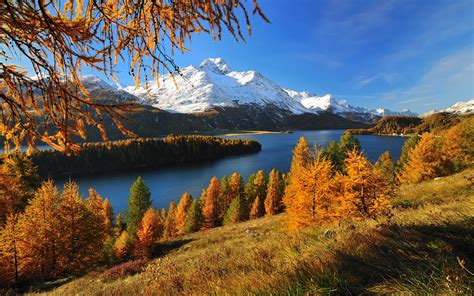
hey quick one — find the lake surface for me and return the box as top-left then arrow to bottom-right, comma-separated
57,130 -> 407,213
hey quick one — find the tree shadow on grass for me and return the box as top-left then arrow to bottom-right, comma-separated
293,217 -> 474,294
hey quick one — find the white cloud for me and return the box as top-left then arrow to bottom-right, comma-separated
380,47 -> 474,112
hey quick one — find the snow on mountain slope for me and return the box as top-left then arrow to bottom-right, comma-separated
284,89 -> 416,116
123,57 -> 415,117
124,58 -> 308,114
421,99 -> 474,117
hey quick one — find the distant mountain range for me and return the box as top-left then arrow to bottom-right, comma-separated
122,57 -> 417,119
30,59 -> 473,138
421,99 -> 474,117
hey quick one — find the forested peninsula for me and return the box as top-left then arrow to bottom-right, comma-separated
28,136 -> 261,178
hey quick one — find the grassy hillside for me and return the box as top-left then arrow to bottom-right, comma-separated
351,113 -> 470,135
33,169 -> 473,295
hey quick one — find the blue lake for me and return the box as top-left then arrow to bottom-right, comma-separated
57,130 -> 407,213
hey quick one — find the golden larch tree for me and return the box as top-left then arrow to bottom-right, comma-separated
338,149 -> 392,220
163,201 -> 177,239
203,177 -> 220,229
397,133 -> 444,184
175,192 -> 193,236
264,169 -> 285,216
250,196 -> 263,219
135,208 -> 163,258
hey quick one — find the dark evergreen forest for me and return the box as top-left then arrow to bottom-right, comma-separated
30,136 -> 261,178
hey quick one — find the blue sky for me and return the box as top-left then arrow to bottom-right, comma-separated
14,0 -> 474,113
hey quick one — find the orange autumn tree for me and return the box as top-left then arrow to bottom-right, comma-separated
0,214 -> 20,286
264,169 -> 285,216
163,201 -> 177,239
175,192 -> 193,236
203,177 -> 220,229
397,133 -> 444,184
135,208 -> 163,258
249,196 -> 263,219
56,182 -> 104,273
284,148 -> 334,230
337,150 -> 392,220
1,0 -> 268,152
13,180 -> 60,281
374,151 -> 395,187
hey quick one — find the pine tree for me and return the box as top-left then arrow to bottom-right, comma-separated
217,176 -> 231,224
374,151 -> 395,187
396,133 -> 420,172
250,196 -> 262,219
253,170 -> 267,215
103,198 -> 114,235
397,133 -> 444,184
135,208 -> 162,258
163,201 -> 177,239
324,131 -> 361,172
264,169 -> 285,216
224,197 -> 244,225
185,199 -> 203,234
114,213 -> 125,238
203,177 -> 220,229
126,177 -> 152,237
175,192 -> 193,235
441,123 -> 468,173
114,230 -> 130,260
243,173 -> 256,219
85,188 -> 108,242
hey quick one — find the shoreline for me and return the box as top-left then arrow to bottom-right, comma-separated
217,130 -> 290,137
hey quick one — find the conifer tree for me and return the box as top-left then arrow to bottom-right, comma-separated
324,131 -> 361,172
284,152 -> 333,230
203,177 -> 220,229
135,208 -> 162,258
339,149 -> 392,220
185,199 -> 203,234
253,170 -> 267,215
0,214 -> 20,286
57,182 -> 103,273
160,208 -> 168,224
396,133 -> 420,172
126,177 -> 152,237
217,176 -> 231,224
264,169 -> 285,216
85,188 -> 108,242
224,197 -> 244,225
397,133 -> 443,184
374,151 -> 395,187
114,230 -> 130,260
114,214 -> 125,238
164,201 -> 177,239
14,180 -> 60,280
250,196 -> 263,219
243,173 -> 257,219
441,123 -> 469,173
103,199 -> 114,235
175,193 -> 193,235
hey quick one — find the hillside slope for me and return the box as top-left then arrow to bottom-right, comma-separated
35,169 -> 474,295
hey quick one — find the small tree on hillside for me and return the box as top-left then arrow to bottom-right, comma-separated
175,193 -> 193,235
224,196 -> 244,225
264,169 -> 285,216
126,177 -> 152,237
203,177 -> 220,229
250,196 -> 263,219
397,133 -> 443,184
135,208 -> 162,258
185,199 -> 203,234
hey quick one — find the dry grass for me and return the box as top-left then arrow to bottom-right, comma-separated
31,169 -> 474,295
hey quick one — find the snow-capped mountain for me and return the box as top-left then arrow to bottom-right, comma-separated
124,58 -> 308,114
422,99 -> 474,117
124,58 -> 415,118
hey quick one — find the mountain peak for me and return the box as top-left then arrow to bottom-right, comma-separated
199,57 -> 232,73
